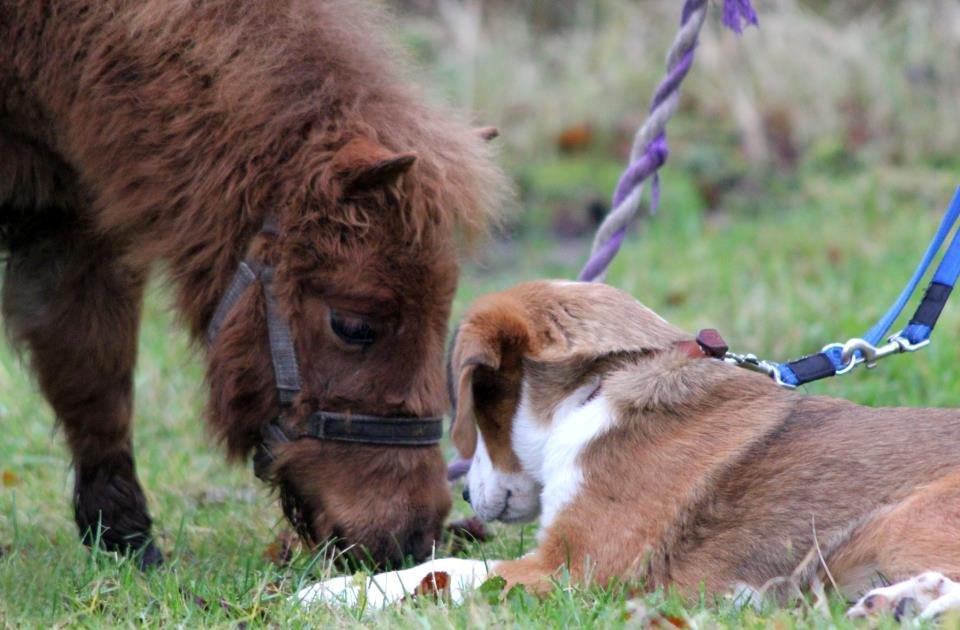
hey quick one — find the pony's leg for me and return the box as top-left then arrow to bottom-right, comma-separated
2,220 -> 161,568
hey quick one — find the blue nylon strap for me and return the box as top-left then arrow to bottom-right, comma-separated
902,281 -> 952,344
862,186 -> 960,346
774,187 -> 960,387
896,191 -> 960,345
901,323 -> 933,346
777,344 -> 847,387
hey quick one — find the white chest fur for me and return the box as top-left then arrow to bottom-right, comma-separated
512,379 -> 616,537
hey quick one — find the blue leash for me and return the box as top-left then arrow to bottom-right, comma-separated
723,187 -> 960,388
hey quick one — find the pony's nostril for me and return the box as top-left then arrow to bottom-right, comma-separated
462,487 -> 471,503
505,489 -> 512,500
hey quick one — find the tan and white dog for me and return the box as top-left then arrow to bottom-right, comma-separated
300,280 -> 960,619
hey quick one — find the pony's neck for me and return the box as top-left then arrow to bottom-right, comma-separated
157,212 -> 263,343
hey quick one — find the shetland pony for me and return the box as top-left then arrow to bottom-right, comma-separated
0,0 -> 506,567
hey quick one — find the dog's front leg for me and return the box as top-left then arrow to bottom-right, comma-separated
492,554 -> 562,596
297,557 -> 496,608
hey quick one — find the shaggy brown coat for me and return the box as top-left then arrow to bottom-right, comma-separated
0,0 -> 506,566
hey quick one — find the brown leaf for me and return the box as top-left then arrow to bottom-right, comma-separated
664,291 -> 688,307
401,571 -> 451,604
827,244 -> 844,266
2,470 -> 20,487
264,530 -> 302,567
556,123 -> 594,153
417,570 -> 450,596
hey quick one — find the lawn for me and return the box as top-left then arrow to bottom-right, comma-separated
2,161 -> 960,627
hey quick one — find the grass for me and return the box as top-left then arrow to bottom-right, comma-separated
3,162 -> 960,627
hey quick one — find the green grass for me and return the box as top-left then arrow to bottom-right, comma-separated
3,162 -> 960,627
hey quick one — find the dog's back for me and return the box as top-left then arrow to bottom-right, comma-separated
647,389 -> 960,594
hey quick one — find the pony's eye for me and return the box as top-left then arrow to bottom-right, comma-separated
329,309 -> 377,347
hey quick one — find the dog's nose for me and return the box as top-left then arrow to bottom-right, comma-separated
462,487 -> 471,503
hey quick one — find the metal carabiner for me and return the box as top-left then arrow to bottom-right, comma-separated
840,337 -> 880,369
839,332 -> 929,371
723,351 -> 796,388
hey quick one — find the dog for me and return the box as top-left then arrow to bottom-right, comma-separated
299,280 -> 960,618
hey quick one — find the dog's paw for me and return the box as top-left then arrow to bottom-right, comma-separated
847,571 -> 960,621
296,558 -> 493,609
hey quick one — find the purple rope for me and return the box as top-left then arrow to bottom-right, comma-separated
448,0 -> 758,483
577,0 -> 757,282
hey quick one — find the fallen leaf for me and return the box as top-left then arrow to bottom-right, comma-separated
827,244 -> 844,266
401,571 -> 451,604
264,530 -> 302,566
556,123 -> 594,153
416,571 -> 450,598
2,470 -> 19,487
664,291 -> 688,307
659,615 -> 688,628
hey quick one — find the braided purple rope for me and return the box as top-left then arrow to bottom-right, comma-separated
447,0 -> 758,483
578,0 -> 757,282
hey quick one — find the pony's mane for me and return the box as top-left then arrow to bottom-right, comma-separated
124,0 -> 507,243
42,0 -> 514,334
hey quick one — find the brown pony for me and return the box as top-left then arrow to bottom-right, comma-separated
0,0 -> 506,567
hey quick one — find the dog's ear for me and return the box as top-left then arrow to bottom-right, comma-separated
449,305 -> 531,459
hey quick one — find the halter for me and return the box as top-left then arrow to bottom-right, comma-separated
206,222 -> 444,480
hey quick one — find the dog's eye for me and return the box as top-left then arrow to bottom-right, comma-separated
329,309 -> 377,347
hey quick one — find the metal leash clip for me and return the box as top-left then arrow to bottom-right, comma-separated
722,350 -> 788,386
835,332 -> 930,373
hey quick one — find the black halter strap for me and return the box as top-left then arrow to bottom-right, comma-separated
205,224 -> 443,463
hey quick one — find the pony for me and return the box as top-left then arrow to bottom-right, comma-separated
0,0 -> 506,567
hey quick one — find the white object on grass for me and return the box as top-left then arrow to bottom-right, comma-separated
297,557 -> 496,609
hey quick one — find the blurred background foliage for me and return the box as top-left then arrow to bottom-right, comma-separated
387,0 -> 960,240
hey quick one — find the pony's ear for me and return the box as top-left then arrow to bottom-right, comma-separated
474,126 -> 499,142
449,304 -> 531,458
330,137 -> 417,195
